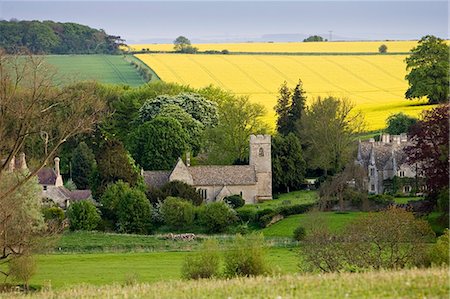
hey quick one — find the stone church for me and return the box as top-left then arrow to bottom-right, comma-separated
144,135 -> 272,204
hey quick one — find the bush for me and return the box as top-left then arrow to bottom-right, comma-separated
368,194 -> 394,205
236,208 -> 257,223
429,229 -> 449,266
42,206 -> 65,222
199,202 -> 238,233
181,239 -> 220,279
67,200 -> 101,231
116,188 -> 153,234
293,226 -> 306,241
224,233 -> 269,277
224,194 -> 245,209
161,181 -> 203,206
276,203 -> 314,217
8,255 -> 36,291
161,197 -> 195,229
146,186 -> 166,205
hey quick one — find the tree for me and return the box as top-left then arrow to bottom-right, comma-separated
116,187 -> 153,234
160,197 -> 195,229
173,36 -> 198,53
300,97 -> 364,175
303,35 -> 325,42
405,104 -> 449,194
198,202 -> 238,233
128,117 -> 188,170
385,113 -> 417,135
289,80 -> 307,133
378,44 -> 387,53
405,35 -> 449,104
160,180 -> 203,206
274,80 -> 307,136
274,82 -> 291,135
205,96 -> 269,164
72,142 -> 96,189
67,200 -> 101,231
272,133 -> 306,193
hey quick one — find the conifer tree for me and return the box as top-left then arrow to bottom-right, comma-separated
274,81 -> 292,135
288,79 -> 307,133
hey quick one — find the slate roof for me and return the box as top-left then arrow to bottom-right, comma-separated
189,165 -> 257,186
37,168 -> 57,185
67,189 -> 92,201
358,142 -> 408,170
143,170 -> 170,188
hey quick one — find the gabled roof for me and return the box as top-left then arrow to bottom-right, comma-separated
37,168 -> 57,185
358,142 -> 409,171
143,170 -> 170,189
189,165 -> 257,186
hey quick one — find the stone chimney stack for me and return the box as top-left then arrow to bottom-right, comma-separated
18,152 -> 27,170
54,157 -> 63,187
186,152 -> 191,167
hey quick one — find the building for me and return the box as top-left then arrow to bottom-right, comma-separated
355,133 -> 424,195
144,135 -> 272,204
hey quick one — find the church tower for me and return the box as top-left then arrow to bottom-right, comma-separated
249,135 -> 272,201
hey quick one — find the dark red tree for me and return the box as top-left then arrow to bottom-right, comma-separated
405,104 -> 449,194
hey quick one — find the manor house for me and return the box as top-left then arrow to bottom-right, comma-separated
144,135 -> 272,204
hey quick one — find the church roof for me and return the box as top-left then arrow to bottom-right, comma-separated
189,165 -> 256,186
143,170 -> 171,188
37,168 -> 57,185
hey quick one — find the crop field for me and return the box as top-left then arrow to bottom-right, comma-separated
130,40 -> 418,53
11,268 -> 448,298
44,55 -> 148,87
135,52 -> 432,130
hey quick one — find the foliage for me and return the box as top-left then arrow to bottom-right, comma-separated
405,35 -> 449,104
198,202 -> 238,233
405,104 -> 449,193
181,239 -> 221,279
224,234 -> 269,277
160,181 -> 203,206
274,80 -> 306,136
8,254 -> 37,291
173,36 -> 198,53
272,133 -> 306,193
127,117 -> 188,170
161,197 -> 195,229
303,35 -> 325,42
0,20 -> 123,54
146,187 -> 166,206
385,113 -> 417,135
301,207 -> 435,272
205,95 -> 269,164
67,201 -> 101,231
378,44 -> 387,53
429,229 -> 449,266
42,206 -> 65,223
72,142 -> 96,190
293,226 -> 306,241
115,187 -> 153,234
301,97 -> 364,175
224,195 -> 245,209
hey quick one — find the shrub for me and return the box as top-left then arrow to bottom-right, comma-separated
276,203 -> 314,217
199,202 -> 238,233
146,186 -> 166,205
161,181 -> 203,206
224,233 -> 269,277
368,194 -> 394,205
181,239 -> 220,279
8,255 -> 36,291
236,208 -> 257,223
67,200 -> 101,231
224,194 -> 245,209
116,188 -> 153,234
161,197 -> 195,229
100,180 -> 130,222
293,226 -> 306,241
42,206 -> 65,222
429,229 -> 449,266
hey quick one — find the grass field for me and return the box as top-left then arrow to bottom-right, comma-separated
130,40 -> 418,53
17,268 -> 449,298
135,52 -> 432,130
44,55 -> 148,86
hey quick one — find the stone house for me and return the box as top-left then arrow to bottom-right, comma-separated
144,135 -> 272,204
355,133 -> 425,195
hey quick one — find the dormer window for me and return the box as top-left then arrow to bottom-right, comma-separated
259,147 -> 264,157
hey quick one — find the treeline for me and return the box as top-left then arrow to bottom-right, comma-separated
0,20 -> 123,54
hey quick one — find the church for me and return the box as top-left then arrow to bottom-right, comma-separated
143,135 -> 272,204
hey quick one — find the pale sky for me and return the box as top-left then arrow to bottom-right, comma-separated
0,1 -> 448,43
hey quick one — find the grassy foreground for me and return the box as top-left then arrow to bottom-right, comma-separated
8,267 -> 448,298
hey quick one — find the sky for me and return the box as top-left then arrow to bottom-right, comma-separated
0,1 -> 448,43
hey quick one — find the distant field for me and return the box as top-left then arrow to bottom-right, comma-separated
44,55 -> 148,87
130,40 -> 418,53
136,52 -> 432,130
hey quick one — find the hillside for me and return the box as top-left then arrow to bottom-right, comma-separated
135,51 -> 432,130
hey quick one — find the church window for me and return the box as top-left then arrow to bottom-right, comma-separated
259,147 -> 264,157
240,191 -> 243,197
198,189 -> 207,200
399,170 -> 405,177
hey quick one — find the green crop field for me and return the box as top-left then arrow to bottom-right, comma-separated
43,55 -> 151,86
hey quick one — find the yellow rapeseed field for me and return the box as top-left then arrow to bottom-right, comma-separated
135,52 -> 432,130
131,40 -> 418,53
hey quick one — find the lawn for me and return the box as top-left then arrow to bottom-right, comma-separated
260,190 -> 318,208
44,55 -> 149,86
393,196 -> 424,204
261,212 -> 365,238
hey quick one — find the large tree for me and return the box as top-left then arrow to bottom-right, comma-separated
385,113 -> 417,135
405,104 -> 449,194
274,80 -> 307,136
301,97 -> 364,175
405,35 -> 449,104
71,142 -> 96,190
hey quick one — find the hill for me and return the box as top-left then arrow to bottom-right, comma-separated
135,51 -> 432,130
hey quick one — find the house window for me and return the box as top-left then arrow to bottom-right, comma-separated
240,191 -> 243,197
399,170 -> 405,177
198,189 -> 207,200
259,147 -> 264,157
371,184 -> 375,192
370,168 -> 375,176
43,185 -> 47,191
404,185 -> 411,193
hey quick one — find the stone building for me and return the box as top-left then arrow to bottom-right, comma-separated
355,133 -> 424,195
144,135 -> 272,204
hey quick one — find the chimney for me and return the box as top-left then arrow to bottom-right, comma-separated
7,156 -> 15,172
186,152 -> 191,167
54,157 -> 63,187
18,152 -> 27,170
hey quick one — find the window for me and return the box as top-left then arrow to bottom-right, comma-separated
43,185 -> 47,191
370,168 -> 375,176
404,185 -> 411,193
399,170 -> 405,177
259,147 -> 264,157
240,191 -> 243,197
198,189 -> 207,200
371,184 -> 375,191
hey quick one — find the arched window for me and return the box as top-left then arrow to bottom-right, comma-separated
258,147 -> 264,157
